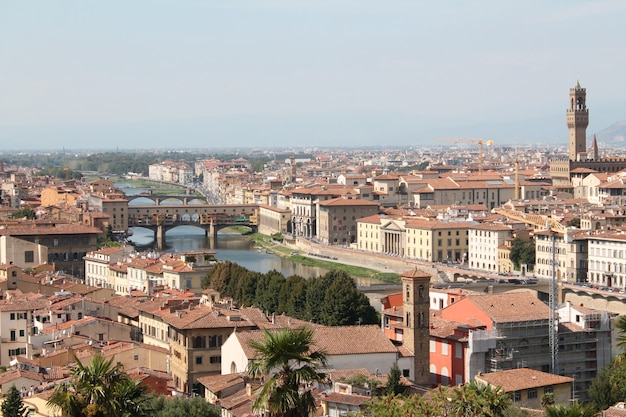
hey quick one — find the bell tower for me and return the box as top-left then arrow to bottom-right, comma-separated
402,268 -> 431,386
566,80 -> 589,161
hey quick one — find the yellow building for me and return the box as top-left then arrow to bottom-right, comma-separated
357,215 -> 471,262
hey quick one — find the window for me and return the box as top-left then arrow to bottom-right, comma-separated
441,341 -> 449,355
24,251 -> 34,263
134,355 -> 139,361
430,340 -> 436,353
527,388 -> 537,399
10,330 -> 16,341
455,342 -> 462,359
10,313 -> 15,320
196,356 -> 203,365
512,391 -> 521,401
209,335 -> 223,348
209,356 -> 221,364
19,330 -> 24,337
544,386 -> 553,394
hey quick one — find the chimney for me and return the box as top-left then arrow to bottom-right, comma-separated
246,383 -> 252,396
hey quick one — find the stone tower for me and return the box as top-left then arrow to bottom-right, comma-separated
402,268 -> 431,386
566,80 -> 589,161
290,154 -> 296,183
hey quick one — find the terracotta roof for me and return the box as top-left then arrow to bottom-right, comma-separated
476,368 -> 572,392
321,391 -> 370,406
603,403 -> 626,417
465,292 -> 550,323
318,198 -> 379,207
197,372 -> 246,394
0,369 -> 44,385
237,325 -> 397,359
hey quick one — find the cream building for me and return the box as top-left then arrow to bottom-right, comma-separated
257,205 -> 290,236
534,229 -> 587,284
84,246 -> 126,288
468,223 -> 513,272
586,232 -> 626,289
0,236 -> 48,270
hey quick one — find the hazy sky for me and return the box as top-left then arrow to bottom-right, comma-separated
2,1 -> 626,150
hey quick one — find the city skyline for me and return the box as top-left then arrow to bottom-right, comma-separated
2,1 -> 626,150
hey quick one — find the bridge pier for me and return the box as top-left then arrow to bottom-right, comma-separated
208,223 -> 218,239
156,225 -> 166,251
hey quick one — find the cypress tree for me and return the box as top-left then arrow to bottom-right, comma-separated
1,385 -> 28,417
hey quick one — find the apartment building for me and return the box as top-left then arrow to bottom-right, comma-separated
434,293 -> 610,400
317,198 -> 379,245
586,231 -> 626,289
468,223 -> 513,272
84,246 -> 126,288
405,218 -> 471,263
534,229 -> 588,284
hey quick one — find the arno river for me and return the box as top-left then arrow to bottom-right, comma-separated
127,225 -> 330,279
127,226 -> 395,309
123,184 -> 397,308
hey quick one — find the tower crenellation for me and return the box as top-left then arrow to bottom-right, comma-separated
566,81 -> 589,161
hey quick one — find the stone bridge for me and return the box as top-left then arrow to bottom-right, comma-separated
128,203 -> 258,249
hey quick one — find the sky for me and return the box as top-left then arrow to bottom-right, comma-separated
1,0 -> 626,151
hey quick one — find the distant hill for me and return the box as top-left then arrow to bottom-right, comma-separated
597,120 -> 626,144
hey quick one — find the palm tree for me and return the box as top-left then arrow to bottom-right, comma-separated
247,327 -> 328,417
47,353 -> 148,417
615,315 -> 626,351
445,381 -> 511,417
544,402 -> 598,417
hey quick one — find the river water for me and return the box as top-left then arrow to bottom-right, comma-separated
122,184 -> 397,307
128,226 -> 331,279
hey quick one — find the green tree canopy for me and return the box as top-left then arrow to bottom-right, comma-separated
509,236 -> 535,270
9,208 -> 36,220
47,353 -> 150,417
248,327 -> 328,417
1,385 -> 28,417
204,262 -> 379,326
145,396 -> 220,417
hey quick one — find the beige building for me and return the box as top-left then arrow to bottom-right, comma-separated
84,246 -> 126,288
534,229 -> 587,284
475,368 -> 573,409
168,305 -> 257,397
410,177 -> 515,210
0,296 -> 48,366
405,218 -> 471,263
257,205 -> 290,236
317,198 -> 379,245
0,236 -> 48,270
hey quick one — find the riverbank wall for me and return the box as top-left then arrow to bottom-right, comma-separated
292,238 -> 445,284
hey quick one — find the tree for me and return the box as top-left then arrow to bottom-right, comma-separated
47,353 -> 149,417
1,385 -> 28,417
384,363 -> 406,396
9,208 -> 36,220
354,383 -> 512,417
145,395 -> 220,417
615,315 -> 626,351
544,402 -> 597,417
510,237 -> 535,270
319,270 -> 378,326
248,327 -> 328,417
